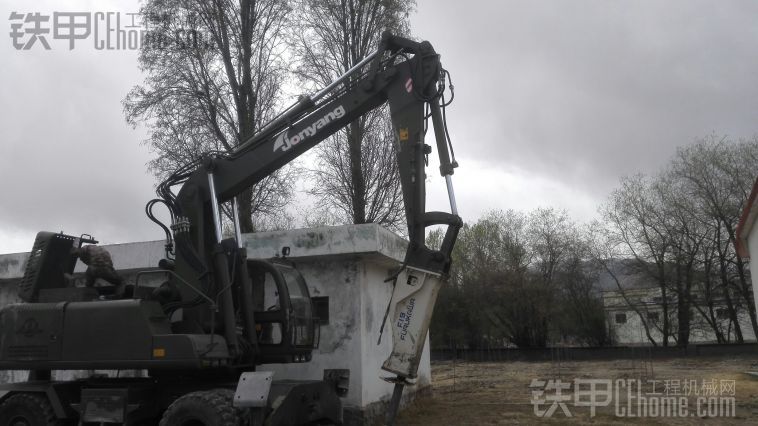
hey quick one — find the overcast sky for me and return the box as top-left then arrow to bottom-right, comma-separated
1,0 -> 757,253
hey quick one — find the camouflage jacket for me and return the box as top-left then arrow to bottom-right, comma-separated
78,245 -> 114,269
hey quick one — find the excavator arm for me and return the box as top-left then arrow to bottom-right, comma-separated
157,32 -> 461,424
174,33 -> 459,265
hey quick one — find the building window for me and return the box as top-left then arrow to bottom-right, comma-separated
647,312 -> 659,322
312,296 -> 329,325
716,308 -> 730,320
615,313 -> 627,324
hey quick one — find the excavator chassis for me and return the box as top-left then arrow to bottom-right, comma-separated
0,375 -> 344,425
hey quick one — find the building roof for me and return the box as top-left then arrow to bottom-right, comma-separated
0,224 -> 407,280
736,175 -> 758,258
241,223 -> 406,264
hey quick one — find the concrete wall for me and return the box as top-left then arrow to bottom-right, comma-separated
0,224 -> 430,425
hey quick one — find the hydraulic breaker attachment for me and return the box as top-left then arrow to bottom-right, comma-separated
381,267 -> 443,377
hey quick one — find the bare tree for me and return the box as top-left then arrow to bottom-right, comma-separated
431,209 -> 609,349
652,173 -> 703,346
528,208 -> 572,286
124,0 -> 294,232
291,0 -> 415,231
600,135 -> 758,345
601,174 -> 676,345
557,229 -> 610,346
308,112 -> 405,228
670,135 -> 758,340
587,224 -> 659,346
694,226 -> 730,343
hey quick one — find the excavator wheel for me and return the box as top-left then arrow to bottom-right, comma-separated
0,393 -> 61,426
159,389 -> 243,426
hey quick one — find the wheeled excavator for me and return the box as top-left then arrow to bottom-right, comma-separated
0,32 -> 461,425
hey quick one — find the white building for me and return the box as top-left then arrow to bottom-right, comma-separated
603,287 -> 756,345
737,175 -> 758,329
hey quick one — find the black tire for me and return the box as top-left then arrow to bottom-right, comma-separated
0,393 -> 60,426
159,389 -> 242,426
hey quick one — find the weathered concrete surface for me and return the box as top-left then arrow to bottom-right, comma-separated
0,224 -> 431,425
246,224 -> 431,424
242,223 -> 407,265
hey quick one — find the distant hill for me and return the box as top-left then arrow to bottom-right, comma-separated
593,258 -> 656,292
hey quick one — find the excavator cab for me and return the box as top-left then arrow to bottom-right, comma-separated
248,258 -> 318,364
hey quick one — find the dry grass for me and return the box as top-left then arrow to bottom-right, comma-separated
397,356 -> 758,425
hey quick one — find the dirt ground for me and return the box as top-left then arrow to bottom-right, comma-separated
396,356 -> 758,425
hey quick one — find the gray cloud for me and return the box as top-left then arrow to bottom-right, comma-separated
2,0 -> 758,252
412,0 -> 758,197
1,1 -> 159,251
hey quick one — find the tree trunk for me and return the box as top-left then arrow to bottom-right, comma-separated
238,187 -> 255,233
722,286 -> 743,343
706,303 -> 726,343
661,285 -> 669,347
676,278 -> 690,346
734,257 -> 758,338
716,225 -> 744,343
349,119 -> 366,223
676,294 -> 690,347
676,260 -> 694,347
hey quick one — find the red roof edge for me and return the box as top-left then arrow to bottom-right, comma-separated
736,175 -> 758,258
